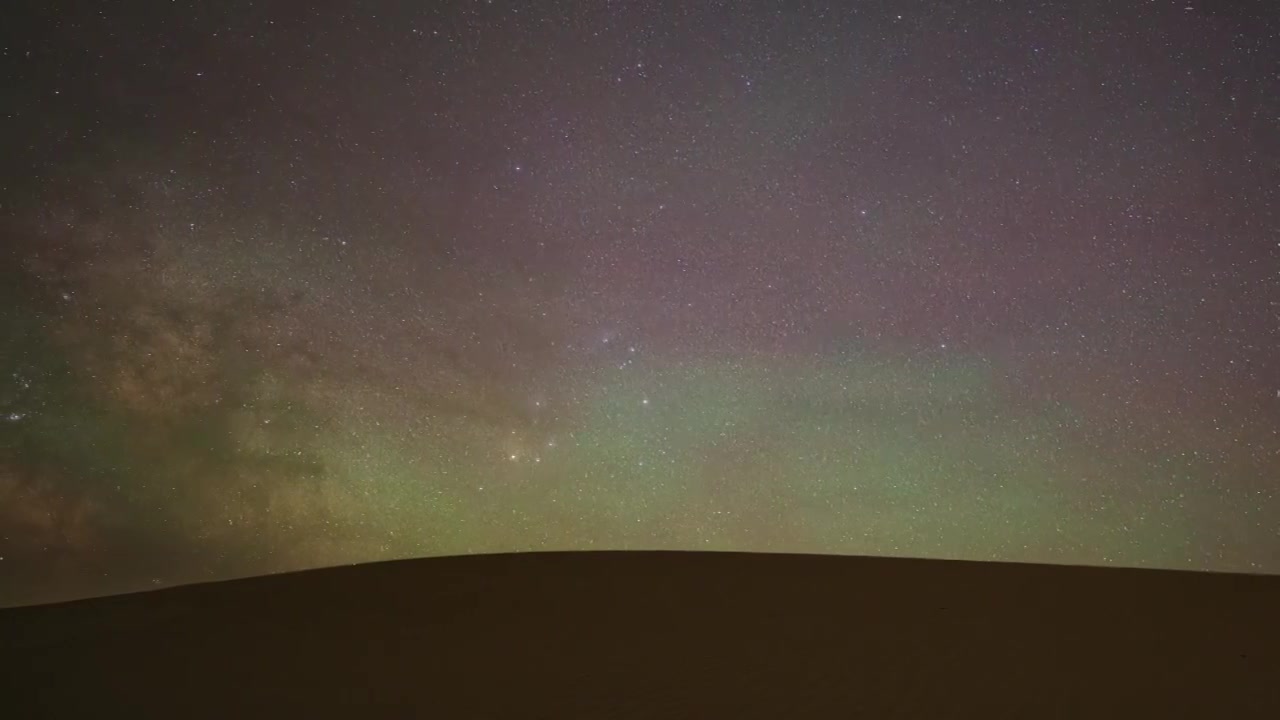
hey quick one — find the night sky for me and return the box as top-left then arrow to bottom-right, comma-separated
1,0 -> 1276,606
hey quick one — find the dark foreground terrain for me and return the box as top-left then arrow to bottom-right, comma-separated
2,551 -> 1278,718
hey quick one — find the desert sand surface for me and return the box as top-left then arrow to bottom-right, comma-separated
2,551 -> 1278,718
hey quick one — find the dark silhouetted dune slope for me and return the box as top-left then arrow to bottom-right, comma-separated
2,551 -> 1278,718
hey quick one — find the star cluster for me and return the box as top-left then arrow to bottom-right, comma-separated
1,0 -> 1276,605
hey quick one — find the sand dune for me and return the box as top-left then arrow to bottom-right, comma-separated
2,551 -> 1277,718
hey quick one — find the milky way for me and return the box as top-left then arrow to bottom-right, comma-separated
1,0 -> 1276,606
